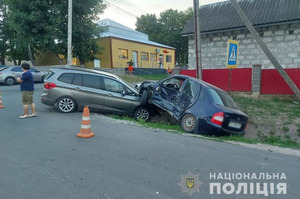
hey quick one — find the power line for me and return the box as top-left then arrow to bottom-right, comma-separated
107,5 -> 137,19
108,0 -> 148,14
105,1 -> 139,18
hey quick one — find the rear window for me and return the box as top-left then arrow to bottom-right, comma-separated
0,67 -> 8,71
58,73 -> 74,84
208,88 -> 238,109
46,71 -> 55,80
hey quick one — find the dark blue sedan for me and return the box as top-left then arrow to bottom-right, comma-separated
139,75 -> 248,135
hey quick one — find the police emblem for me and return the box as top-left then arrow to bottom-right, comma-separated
186,178 -> 194,189
178,171 -> 202,196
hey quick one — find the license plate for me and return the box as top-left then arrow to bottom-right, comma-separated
228,122 -> 242,129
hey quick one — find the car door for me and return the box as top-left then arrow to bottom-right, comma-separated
29,68 -> 40,81
151,76 -> 187,113
10,67 -> 23,79
170,80 -> 201,119
102,77 -> 139,114
69,74 -> 106,110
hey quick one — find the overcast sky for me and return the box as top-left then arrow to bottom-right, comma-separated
100,0 -> 226,29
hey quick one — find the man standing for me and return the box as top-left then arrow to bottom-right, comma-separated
17,63 -> 37,119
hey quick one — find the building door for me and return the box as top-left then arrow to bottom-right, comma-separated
159,54 -> 164,69
132,51 -> 138,68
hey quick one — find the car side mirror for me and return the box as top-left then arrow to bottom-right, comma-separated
36,70 -> 40,73
122,90 -> 126,96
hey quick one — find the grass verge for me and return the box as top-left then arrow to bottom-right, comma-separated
110,115 -> 300,149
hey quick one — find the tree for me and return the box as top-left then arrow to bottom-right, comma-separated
7,0 -> 106,65
0,0 -> 10,65
136,14 -> 161,42
135,8 -> 193,65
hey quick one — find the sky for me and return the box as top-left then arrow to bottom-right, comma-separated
100,0 -> 226,29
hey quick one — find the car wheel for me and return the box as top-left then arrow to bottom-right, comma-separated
140,89 -> 149,106
181,114 -> 197,133
5,77 -> 15,86
56,97 -> 77,113
134,107 -> 150,122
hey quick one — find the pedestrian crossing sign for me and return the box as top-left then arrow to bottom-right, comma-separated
226,39 -> 239,68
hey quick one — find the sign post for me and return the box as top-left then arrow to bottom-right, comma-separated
226,39 -> 239,68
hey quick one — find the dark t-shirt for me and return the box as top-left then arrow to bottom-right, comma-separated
20,71 -> 34,91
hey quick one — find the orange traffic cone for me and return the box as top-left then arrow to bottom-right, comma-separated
77,106 -> 95,138
0,91 -> 5,109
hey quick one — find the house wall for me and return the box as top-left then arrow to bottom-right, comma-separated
110,38 -> 175,69
188,23 -> 300,69
86,37 -> 112,68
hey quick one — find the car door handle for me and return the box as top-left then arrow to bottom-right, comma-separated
106,93 -> 113,97
75,87 -> 81,90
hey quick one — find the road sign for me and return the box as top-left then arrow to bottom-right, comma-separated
226,39 -> 239,68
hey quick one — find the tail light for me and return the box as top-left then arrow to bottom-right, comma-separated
44,82 -> 57,89
211,112 -> 224,126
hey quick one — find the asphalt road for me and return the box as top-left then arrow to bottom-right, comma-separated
0,84 -> 299,199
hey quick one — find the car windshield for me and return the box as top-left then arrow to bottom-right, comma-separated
208,88 -> 238,109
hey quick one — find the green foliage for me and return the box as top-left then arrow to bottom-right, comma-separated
282,126 -> 289,132
136,8 -> 193,65
6,0 -> 106,64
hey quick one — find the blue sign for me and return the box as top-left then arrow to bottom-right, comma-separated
227,39 -> 239,68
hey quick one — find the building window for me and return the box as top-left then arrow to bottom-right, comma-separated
141,52 -> 149,61
150,53 -> 156,62
288,29 -> 294,35
209,37 -> 213,42
232,35 -> 237,40
118,49 -> 128,59
259,32 -> 264,37
166,55 -> 172,63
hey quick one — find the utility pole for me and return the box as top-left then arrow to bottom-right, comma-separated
193,0 -> 202,80
67,0 -> 72,65
230,0 -> 300,100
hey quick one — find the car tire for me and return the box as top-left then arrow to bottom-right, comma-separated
5,77 -> 15,86
181,114 -> 197,133
134,107 -> 150,122
56,97 -> 77,113
140,89 -> 149,106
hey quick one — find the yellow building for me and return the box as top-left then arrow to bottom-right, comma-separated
85,19 -> 176,69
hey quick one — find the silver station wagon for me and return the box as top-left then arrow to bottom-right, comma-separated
0,66 -> 48,85
41,66 -> 151,121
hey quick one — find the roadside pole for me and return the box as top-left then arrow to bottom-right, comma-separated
229,0 -> 300,100
67,0 -> 72,65
193,0 -> 202,80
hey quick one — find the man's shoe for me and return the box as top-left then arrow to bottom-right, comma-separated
19,114 -> 29,119
29,113 -> 37,117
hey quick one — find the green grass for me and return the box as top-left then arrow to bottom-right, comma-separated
139,74 -> 168,81
109,93 -> 300,149
111,115 -> 183,133
110,115 -> 300,149
119,74 -> 168,83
